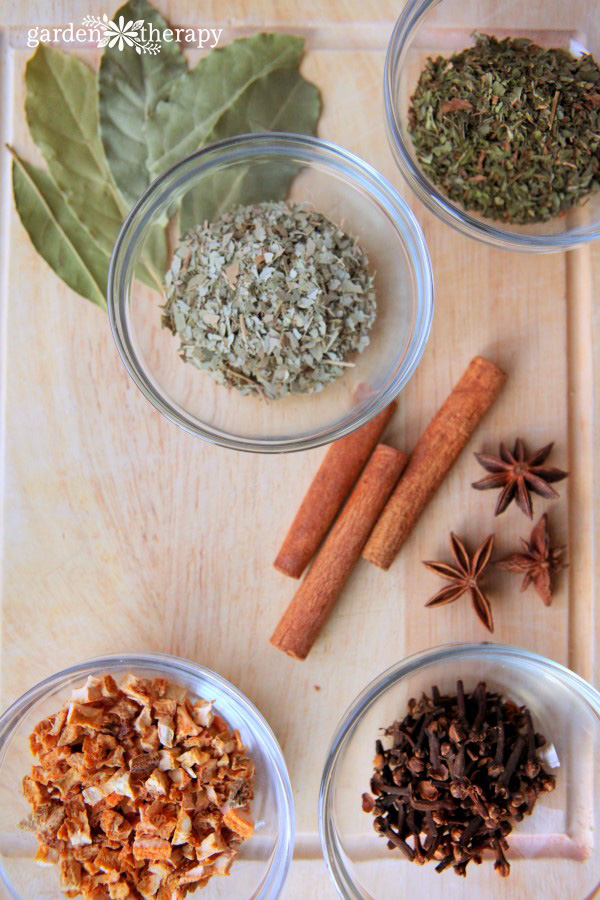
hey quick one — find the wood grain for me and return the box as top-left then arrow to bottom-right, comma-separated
0,2 -> 598,898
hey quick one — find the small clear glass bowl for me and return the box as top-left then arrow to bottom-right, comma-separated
385,0 -> 600,252
0,653 -> 294,899
319,643 -> 600,899
108,133 -> 433,452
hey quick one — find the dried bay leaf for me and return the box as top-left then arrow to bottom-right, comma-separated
147,33 -> 306,178
11,149 -> 109,309
16,20 -> 322,308
25,44 -> 126,255
181,66 -> 322,230
25,43 -> 165,291
99,0 -> 187,207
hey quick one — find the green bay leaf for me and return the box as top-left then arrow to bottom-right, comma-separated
147,33 -> 305,177
25,43 -> 165,292
98,0 -> 187,207
11,149 -> 108,309
25,44 -> 126,255
181,66 -> 321,230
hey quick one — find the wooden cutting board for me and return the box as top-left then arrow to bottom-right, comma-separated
0,1 -> 598,897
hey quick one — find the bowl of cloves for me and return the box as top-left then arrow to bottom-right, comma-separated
319,643 -> 600,899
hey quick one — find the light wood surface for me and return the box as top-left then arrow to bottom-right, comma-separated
0,2 -> 598,899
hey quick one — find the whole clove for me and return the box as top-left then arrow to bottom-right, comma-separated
363,681 -> 556,878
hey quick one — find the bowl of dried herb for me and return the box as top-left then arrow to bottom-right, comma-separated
108,133 -> 433,452
385,0 -> 600,251
319,643 -> 600,898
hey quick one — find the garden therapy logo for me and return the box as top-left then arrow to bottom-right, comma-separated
26,15 -> 222,51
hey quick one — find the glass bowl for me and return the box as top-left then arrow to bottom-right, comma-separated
319,643 -> 600,899
108,133 -> 433,452
0,653 -> 294,899
385,0 -> 600,252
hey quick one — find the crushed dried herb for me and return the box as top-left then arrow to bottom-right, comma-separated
408,34 -> 600,224
364,681 -> 557,878
162,201 -> 376,399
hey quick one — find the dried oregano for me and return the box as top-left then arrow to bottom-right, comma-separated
162,201 -> 376,399
408,34 -> 600,224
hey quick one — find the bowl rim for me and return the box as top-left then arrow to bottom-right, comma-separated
107,131 -> 434,453
318,641 -> 600,898
0,651 -> 295,900
384,0 -> 600,253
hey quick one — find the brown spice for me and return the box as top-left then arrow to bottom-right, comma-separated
21,674 -> 255,898
440,98 -> 474,114
472,438 -> 568,519
274,401 -> 397,578
365,681 -> 556,878
271,444 -> 408,660
423,533 -> 495,632
363,357 -> 507,570
496,513 -> 567,606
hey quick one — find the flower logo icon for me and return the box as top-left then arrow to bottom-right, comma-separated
101,15 -> 143,50
82,13 -> 162,54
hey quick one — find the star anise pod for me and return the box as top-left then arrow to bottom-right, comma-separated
496,514 -> 567,606
423,533 -> 495,632
472,438 -> 568,518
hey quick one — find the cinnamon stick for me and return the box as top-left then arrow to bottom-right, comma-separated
363,356 -> 507,571
273,402 -> 397,578
270,444 -> 408,660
